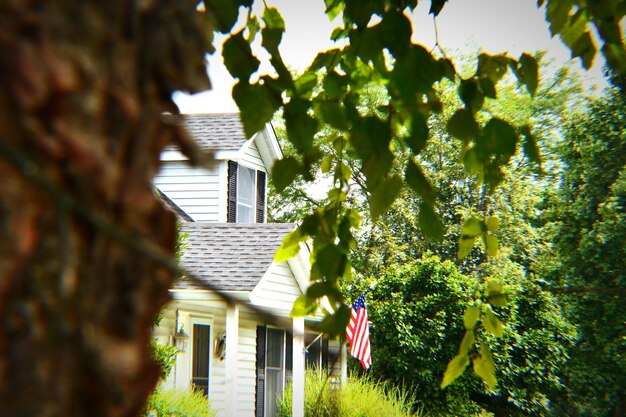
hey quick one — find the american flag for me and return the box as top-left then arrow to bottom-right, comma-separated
346,293 -> 372,369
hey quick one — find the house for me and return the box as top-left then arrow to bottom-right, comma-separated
152,114 -> 345,417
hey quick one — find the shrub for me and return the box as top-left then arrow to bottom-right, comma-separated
278,370 -> 418,417
143,386 -> 217,417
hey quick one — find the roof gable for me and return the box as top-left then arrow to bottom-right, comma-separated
162,114 -> 282,170
176,223 -> 297,292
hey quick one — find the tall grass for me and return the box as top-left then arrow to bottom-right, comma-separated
278,370 -> 419,417
143,385 -> 217,417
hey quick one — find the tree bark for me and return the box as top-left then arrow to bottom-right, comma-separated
0,1 -> 211,416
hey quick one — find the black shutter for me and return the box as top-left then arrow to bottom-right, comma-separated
256,325 -> 266,417
227,161 -> 238,223
256,170 -> 266,223
285,330 -> 293,384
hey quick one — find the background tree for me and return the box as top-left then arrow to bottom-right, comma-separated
538,73 -> 626,416
357,255 -> 575,416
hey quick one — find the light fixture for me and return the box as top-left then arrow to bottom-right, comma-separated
173,326 -> 189,353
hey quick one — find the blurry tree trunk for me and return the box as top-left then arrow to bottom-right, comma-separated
0,1 -> 211,416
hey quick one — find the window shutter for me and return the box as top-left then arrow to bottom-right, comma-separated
255,325 -> 266,417
285,330 -> 293,384
227,161 -> 238,223
256,170 -> 266,223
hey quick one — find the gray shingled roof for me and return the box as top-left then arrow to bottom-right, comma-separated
176,223 -> 297,291
164,113 -> 248,151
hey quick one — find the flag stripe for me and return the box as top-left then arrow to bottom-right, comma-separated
345,293 -> 372,369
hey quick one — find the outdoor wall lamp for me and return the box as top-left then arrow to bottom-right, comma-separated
173,326 -> 189,353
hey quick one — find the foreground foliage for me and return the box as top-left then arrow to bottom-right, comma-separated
143,386 -> 216,417
278,370 -> 418,417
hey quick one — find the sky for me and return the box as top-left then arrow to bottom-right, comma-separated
173,0 -> 607,113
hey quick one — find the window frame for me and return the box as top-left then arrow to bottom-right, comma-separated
236,164 -> 257,224
189,316 -> 213,398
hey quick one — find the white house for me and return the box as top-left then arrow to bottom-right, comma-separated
152,114 -> 345,417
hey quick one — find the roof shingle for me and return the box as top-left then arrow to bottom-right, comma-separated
176,223 -> 296,291
165,113 -> 248,151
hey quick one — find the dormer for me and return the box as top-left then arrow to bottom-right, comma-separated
154,114 -> 282,223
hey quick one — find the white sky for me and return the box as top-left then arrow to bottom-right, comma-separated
174,0 -> 607,113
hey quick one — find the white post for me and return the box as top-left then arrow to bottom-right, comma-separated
340,342 -> 347,386
225,303 -> 239,417
292,317 -> 305,417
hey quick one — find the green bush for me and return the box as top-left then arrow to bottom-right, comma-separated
143,385 -> 217,417
278,370 -> 418,417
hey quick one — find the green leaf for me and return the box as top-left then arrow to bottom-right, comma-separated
571,31 -> 596,70
459,79 -> 484,110
223,32 -> 260,81
284,99 -> 318,153
458,236 -> 476,259
271,157 -> 300,192
459,330 -> 475,354
405,113 -> 429,155
205,0 -> 240,33
518,53 -> 539,96
418,202 -> 445,241
486,279 -> 503,296
485,216 -> 500,231
464,306 -> 480,330
479,77 -> 497,99
441,353 -> 469,388
320,155 -> 334,174
370,175 -> 403,219
484,118 -> 518,157
447,109 -> 480,142
315,102 -> 349,130
306,282 -> 339,299
472,344 -> 497,389
245,15 -> 260,43
488,293 -> 508,307
319,304 -> 351,338
484,309 -> 504,337
291,294 -> 317,317
233,81 -> 280,138
324,0 -> 344,20
263,6 -> 285,30
294,71 -> 318,97
439,58 -> 456,81
315,244 -> 347,282
379,11 -> 412,58
461,217 -> 484,236
406,160 -> 436,204
484,234 -> 499,257
429,0 -> 448,16
323,72 -> 348,99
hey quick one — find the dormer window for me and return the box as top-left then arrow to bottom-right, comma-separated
228,161 -> 266,223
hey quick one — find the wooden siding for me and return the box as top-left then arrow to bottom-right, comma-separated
239,141 -> 266,173
252,262 -> 303,315
154,160 -> 222,222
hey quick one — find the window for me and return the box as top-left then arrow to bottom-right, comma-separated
227,161 -> 266,223
256,326 -> 292,417
191,323 -> 211,396
265,328 -> 285,417
237,165 -> 256,223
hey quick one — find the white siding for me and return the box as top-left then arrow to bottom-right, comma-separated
252,262 -> 303,315
154,160 -> 223,222
240,140 -> 266,172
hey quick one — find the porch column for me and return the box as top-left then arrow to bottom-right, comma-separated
225,302 -> 239,417
292,317 -> 305,417
340,341 -> 347,386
